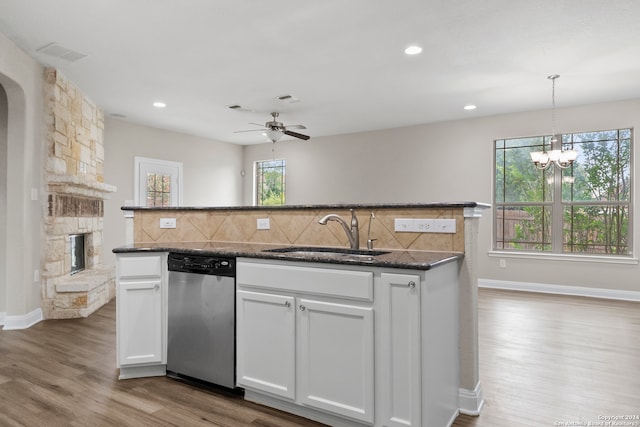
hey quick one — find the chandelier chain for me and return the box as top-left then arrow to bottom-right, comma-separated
548,74 -> 559,144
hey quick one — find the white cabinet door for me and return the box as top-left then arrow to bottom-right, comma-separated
117,279 -> 163,366
297,299 -> 374,423
380,272 -> 422,427
236,290 -> 296,399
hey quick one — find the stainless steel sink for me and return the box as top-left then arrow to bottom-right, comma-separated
263,246 -> 390,259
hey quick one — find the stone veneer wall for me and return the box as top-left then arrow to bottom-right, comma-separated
42,68 -> 116,319
132,207 -> 465,252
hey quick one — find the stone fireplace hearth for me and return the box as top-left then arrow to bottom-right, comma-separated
41,69 -> 117,319
43,177 -> 116,318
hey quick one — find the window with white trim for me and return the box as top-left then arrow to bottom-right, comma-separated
494,128 -> 632,256
255,159 -> 286,206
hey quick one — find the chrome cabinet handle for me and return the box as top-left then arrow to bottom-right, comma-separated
408,281 -> 416,289
299,305 -> 306,311
284,301 -> 291,308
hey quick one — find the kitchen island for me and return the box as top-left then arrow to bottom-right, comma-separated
114,202 -> 489,426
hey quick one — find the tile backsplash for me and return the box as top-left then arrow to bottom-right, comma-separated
133,207 -> 465,252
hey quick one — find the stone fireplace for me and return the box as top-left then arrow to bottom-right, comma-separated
41,69 -> 117,319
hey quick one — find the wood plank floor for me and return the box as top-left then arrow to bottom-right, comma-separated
454,289 -> 640,427
0,300 -> 324,427
1,289 -> 638,426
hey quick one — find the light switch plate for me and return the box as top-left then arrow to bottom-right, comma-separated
433,219 -> 456,233
159,218 -> 177,228
394,218 -> 414,232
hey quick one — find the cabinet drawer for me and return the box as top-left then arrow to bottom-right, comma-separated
237,261 -> 373,301
118,255 -> 163,279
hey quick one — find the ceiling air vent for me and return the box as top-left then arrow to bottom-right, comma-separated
226,104 -> 253,112
36,42 -> 87,62
277,94 -> 302,104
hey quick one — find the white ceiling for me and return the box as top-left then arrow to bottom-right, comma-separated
1,0 -> 639,145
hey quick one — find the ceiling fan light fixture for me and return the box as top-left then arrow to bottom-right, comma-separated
265,128 -> 282,143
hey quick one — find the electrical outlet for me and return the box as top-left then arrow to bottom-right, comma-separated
433,219 -> 456,233
159,218 -> 177,228
414,219 -> 434,232
257,218 -> 270,230
499,259 -> 506,269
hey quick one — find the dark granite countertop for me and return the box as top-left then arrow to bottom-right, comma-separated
121,201 -> 490,212
112,241 -> 463,271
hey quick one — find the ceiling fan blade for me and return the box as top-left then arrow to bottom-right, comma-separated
234,128 -> 267,133
284,130 -> 310,141
285,124 -> 306,130
249,122 -> 265,127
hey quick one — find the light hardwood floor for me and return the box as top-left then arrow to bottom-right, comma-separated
454,289 -> 640,427
1,289 -> 638,426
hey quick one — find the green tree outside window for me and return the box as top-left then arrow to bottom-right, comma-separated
255,160 -> 285,206
494,129 -> 632,255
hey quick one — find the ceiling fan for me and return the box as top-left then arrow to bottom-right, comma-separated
235,112 -> 310,143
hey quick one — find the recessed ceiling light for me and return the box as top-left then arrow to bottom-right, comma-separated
464,105 -> 477,110
404,45 -> 423,55
153,102 -> 166,108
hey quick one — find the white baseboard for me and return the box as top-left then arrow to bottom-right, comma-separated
0,311 -> 5,326
2,307 -> 44,330
458,382 -> 484,416
479,279 -> 640,302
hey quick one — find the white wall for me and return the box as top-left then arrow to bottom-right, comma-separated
243,98 -> 640,293
0,84 -> 7,315
0,32 -> 45,318
103,118 -> 244,265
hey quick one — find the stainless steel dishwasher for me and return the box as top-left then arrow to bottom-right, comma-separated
167,253 -> 238,390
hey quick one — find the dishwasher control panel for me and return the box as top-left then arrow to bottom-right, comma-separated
168,253 -> 236,277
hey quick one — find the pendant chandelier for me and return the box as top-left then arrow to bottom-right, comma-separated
530,75 -> 578,170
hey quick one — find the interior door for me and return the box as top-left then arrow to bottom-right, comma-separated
134,156 -> 183,206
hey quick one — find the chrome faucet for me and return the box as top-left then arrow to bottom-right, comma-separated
367,212 -> 376,250
318,209 -> 360,250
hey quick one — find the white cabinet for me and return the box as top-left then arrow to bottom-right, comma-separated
380,272 -> 422,427
118,279 -> 163,365
236,259 -> 375,424
237,258 -> 460,427
298,298 -> 374,423
116,252 -> 167,379
236,290 -> 296,399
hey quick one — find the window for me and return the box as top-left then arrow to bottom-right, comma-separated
134,156 -> 182,207
255,159 -> 286,206
146,173 -> 171,207
494,128 -> 632,256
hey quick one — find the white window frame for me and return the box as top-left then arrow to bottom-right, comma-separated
254,159 -> 286,206
134,156 -> 183,207
491,128 -> 636,264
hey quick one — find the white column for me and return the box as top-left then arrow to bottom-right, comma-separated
458,205 -> 490,415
